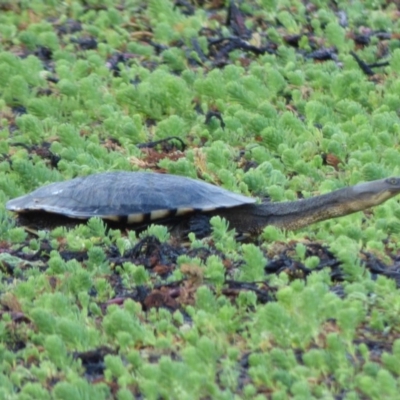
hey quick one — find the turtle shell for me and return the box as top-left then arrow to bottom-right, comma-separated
6,172 -> 256,223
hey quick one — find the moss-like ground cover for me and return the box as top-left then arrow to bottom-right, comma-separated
1,0 -> 400,399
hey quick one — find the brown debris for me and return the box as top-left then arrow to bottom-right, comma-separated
143,288 -> 180,310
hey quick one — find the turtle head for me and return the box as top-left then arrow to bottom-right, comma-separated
350,177 -> 400,207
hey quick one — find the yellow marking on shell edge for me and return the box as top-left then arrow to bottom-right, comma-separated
199,206 -> 218,212
175,207 -> 196,216
102,215 -> 122,222
150,209 -> 172,220
127,214 -> 145,223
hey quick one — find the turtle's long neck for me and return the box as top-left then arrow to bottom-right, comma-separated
258,188 -> 358,230
218,185 -> 391,233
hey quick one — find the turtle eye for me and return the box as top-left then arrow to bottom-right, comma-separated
387,178 -> 399,185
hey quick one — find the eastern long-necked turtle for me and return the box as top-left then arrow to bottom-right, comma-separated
6,172 -> 400,234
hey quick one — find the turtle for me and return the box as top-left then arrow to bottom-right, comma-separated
6,171 -> 400,235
